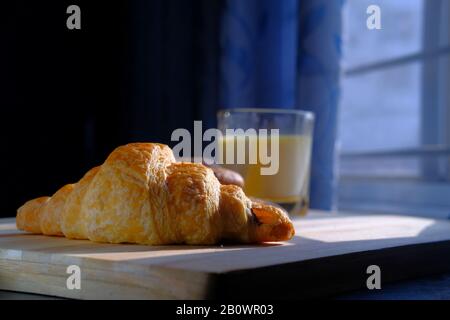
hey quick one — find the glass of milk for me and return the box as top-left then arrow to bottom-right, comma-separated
217,108 -> 314,216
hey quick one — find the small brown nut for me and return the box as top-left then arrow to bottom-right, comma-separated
205,164 -> 244,187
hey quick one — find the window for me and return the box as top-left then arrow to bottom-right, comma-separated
338,0 -> 450,218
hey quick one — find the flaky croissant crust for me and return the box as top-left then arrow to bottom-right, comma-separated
16,143 -> 295,245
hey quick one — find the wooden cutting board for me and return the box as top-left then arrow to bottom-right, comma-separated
1,210 -> 450,299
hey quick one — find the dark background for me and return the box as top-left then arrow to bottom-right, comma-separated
1,1 -> 222,216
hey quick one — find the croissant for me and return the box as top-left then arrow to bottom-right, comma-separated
16,143 -> 295,245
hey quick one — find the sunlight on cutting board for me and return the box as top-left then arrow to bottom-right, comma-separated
298,215 -> 436,243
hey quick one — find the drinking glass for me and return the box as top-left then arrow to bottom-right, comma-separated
217,108 -> 314,215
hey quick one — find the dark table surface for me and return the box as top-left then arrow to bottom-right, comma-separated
338,273 -> 450,300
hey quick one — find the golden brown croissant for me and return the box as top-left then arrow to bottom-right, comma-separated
16,143 -> 295,245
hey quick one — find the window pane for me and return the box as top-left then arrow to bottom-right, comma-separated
339,156 -> 421,178
343,0 -> 424,69
339,62 -> 422,152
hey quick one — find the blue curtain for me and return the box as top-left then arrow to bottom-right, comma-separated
2,1 -> 341,216
220,0 -> 342,210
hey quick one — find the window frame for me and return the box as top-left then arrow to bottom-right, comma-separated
338,0 -> 450,217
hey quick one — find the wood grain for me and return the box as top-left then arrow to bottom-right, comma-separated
1,211 -> 450,299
